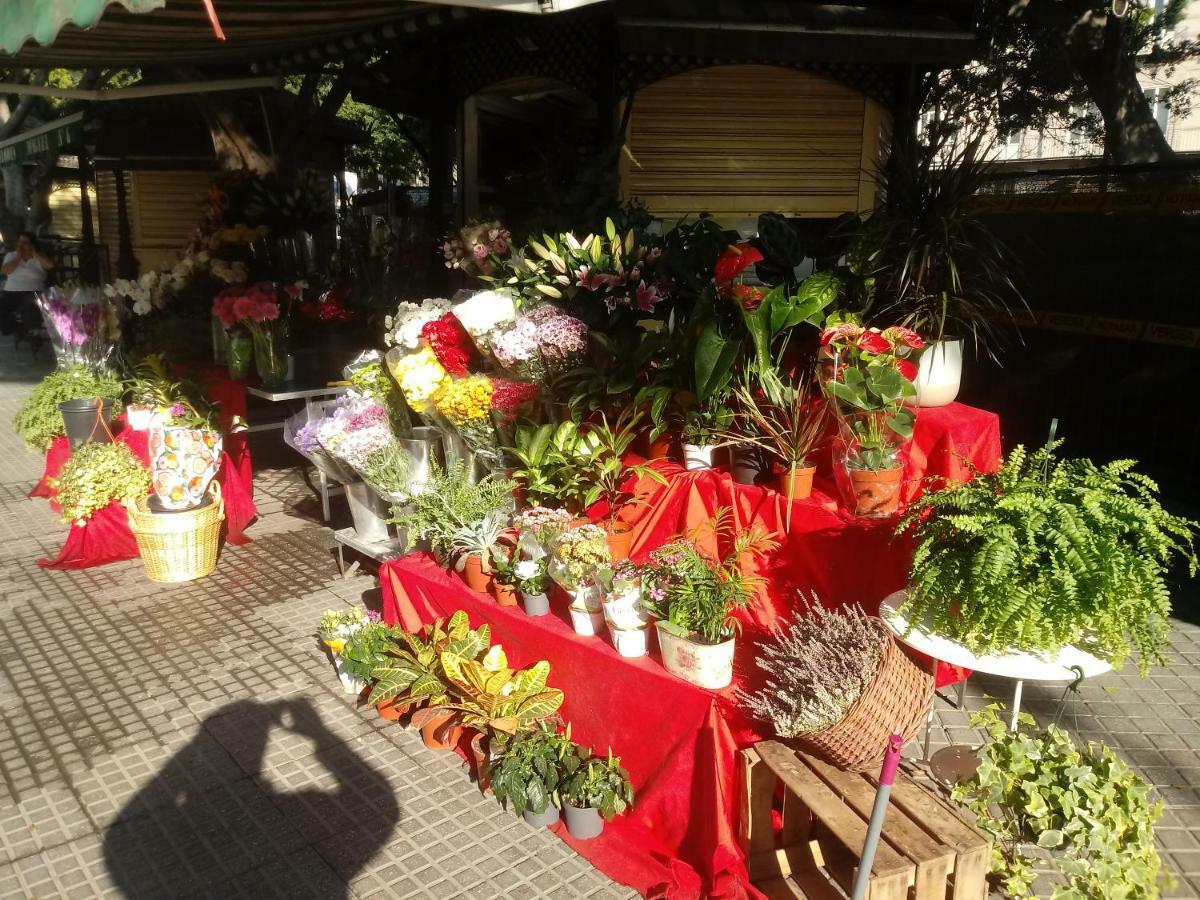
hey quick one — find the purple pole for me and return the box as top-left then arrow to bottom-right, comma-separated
850,734 -> 905,900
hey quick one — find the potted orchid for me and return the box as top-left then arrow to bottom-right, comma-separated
550,524 -> 612,636
819,313 -> 923,518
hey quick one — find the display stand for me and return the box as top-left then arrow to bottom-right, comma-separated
332,527 -> 408,578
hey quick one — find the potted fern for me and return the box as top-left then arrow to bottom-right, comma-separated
898,442 -> 1198,674
644,508 -> 779,689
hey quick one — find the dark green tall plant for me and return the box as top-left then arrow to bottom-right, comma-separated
861,132 -> 1028,354
898,442 -> 1197,673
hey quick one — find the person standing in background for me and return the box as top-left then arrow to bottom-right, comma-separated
1,231 -> 55,349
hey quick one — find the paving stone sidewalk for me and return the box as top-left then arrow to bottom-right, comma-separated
1,338 -> 1199,898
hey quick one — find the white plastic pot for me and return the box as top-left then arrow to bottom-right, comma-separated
125,404 -> 158,431
655,622 -> 735,689
602,588 -> 651,632
914,339 -> 963,408
571,583 -> 602,613
683,444 -> 716,471
521,592 -> 550,617
569,606 -> 605,636
334,657 -> 365,695
611,626 -> 650,658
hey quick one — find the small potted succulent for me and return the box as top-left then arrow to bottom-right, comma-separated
490,723 -> 571,828
644,508 -> 779,689
602,560 -> 655,658
450,511 -> 516,593
550,524 -> 613,635
515,557 -> 552,617
559,744 -> 635,840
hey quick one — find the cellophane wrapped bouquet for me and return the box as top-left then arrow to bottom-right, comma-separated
449,288 -> 518,365
490,304 -> 589,382
37,286 -> 120,371
432,375 -> 501,464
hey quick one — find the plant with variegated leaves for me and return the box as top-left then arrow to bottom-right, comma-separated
366,611 -> 490,713
429,645 -> 564,735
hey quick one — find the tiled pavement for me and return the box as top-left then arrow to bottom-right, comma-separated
1,337 -> 1200,898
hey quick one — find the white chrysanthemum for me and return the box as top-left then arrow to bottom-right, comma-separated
451,289 -> 516,337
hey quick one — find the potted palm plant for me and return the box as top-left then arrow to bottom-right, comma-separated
490,723 -> 571,828
718,369 -> 830,519
559,745 -> 635,840
861,132 -> 1028,406
644,508 -> 779,689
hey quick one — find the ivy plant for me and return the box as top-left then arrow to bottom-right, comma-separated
898,442 -> 1197,674
953,705 -> 1168,899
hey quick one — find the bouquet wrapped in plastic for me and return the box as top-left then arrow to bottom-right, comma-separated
37,287 -> 120,371
490,304 -> 589,382
549,523 -> 612,610
489,378 -> 540,457
432,375 -> 502,465
383,298 -> 452,352
513,506 -> 573,560
385,345 -> 450,417
449,288 -> 518,364
284,401 -> 358,485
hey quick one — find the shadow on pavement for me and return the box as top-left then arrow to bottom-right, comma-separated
103,697 -> 399,899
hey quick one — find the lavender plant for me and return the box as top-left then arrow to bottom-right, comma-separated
739,602 -> 888,737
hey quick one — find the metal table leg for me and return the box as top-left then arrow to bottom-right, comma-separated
1010,679 -> 1024,731
922,656 -> 937,762
318,468 -> 331,522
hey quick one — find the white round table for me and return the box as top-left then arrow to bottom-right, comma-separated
879,590 -> 1111,758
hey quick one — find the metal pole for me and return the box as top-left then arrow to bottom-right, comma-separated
851,734 -> 905,900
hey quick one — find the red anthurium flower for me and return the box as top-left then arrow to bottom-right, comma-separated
713,243 -> 764,285
820,321 -> 863,346
883,326 -> 925,350
730,284 -> 766,311
896,358 -> 918,382
857,330 -> 891,355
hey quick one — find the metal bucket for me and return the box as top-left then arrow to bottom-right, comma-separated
344,481 -> 391,542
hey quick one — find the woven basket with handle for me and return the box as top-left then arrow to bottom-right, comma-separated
790,621 -> 934,772
127,481 -> 225,583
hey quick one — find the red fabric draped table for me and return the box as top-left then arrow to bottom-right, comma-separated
380,402 -> 1001,899
31,429 -> 255,569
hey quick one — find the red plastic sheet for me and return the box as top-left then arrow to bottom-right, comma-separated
381,403 -> 1001,899
31,428 -> 256,570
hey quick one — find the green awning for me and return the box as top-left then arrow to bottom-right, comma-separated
0,0 -> 165,54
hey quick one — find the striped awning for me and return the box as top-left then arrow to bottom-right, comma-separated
0,0 -> 473,68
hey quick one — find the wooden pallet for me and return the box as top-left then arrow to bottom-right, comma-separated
740,741 -> 991,900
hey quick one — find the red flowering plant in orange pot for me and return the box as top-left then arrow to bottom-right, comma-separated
818,312 -> 923,518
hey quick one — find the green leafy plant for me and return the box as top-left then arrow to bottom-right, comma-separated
644,508 -> 780,644
367,611 -> 491,710
490,723 -> 572,816
508,421 -> 595,510
953,705 -> 1168,898
436,645 -> 565,735
717,368 -> 829,472
559,745 -> 634,820
49,442 -> 150,523
898,442 -> 1197,673
390,460 -> 515,558
515,557 -> 551,596
338,620 -> 395,683
14,365 -> 124,452
449,510 -> 515,566
578,409 -> 668,519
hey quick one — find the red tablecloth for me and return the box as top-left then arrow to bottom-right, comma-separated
379,402 -> 1001,899
30,428 -> 256,570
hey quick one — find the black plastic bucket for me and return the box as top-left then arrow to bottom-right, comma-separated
58,398 -> 114,449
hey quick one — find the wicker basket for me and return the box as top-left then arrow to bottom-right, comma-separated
127,482 -> 225,583
791,622 -> 934,772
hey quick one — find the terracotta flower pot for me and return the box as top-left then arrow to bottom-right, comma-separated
849,467 -> 903,517
461,553 -> 493,593
604,520 -> 634,562
778,465 -> 817,502
645,434 -> 677,461
376,698 -> 405,721
470,731 -> 492,792
493,581 -> 520,607
418,710 -> 463,751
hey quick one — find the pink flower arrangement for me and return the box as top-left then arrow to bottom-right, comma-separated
212,282 -> 281,329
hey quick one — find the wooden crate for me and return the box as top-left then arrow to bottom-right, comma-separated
739,741 -> 991,900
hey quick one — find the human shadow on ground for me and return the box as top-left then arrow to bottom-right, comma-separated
103,697 -> 399,899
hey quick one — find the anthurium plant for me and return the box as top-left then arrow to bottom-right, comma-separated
819,313 -> 923,472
